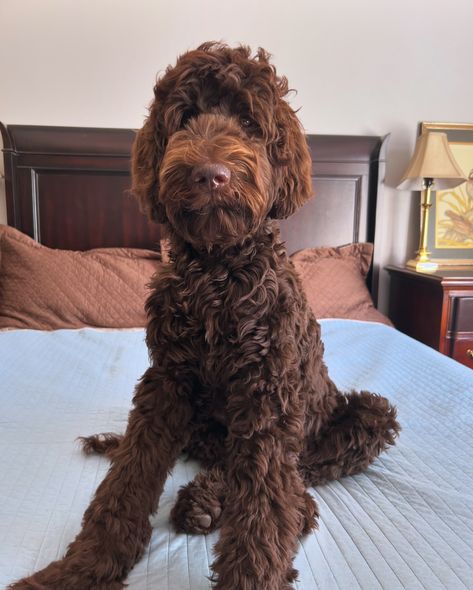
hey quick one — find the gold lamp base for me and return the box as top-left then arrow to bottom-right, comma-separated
406,179 -> 439,273
406,257 -> 438,273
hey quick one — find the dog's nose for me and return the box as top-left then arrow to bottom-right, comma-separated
191,164 -> 231,190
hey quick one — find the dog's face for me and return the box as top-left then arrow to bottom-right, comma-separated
132,42 -> 313,249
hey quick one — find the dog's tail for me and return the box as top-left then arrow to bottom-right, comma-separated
77,432 -> 124,458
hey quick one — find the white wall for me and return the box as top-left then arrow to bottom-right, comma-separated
1,0 -> 472,310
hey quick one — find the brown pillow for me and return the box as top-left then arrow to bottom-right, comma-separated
0,225 -> 161,330
291,243 -> 392,326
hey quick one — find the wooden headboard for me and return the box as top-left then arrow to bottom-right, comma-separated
1,123 -> 388,300
0,124 -> 161,250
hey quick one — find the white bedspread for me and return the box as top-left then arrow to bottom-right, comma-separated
1,320 -> 472,589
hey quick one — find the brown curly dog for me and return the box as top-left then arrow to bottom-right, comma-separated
10,42 -> 400,590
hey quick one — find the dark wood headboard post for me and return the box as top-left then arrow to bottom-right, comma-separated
1,123 -> 15,226
370,135 -> 389,305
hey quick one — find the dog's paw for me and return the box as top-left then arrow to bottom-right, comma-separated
7,580 -> 35,589
355,391 -> 401,447
8,573 -> 124,590
171,480 -> 223,534
211,562 -> 297,590
174,501 -> 221,534
7,557 -> 126,590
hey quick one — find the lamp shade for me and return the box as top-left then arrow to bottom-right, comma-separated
397,131 -> 467,190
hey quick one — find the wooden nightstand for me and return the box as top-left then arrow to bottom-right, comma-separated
386,265 -> 473,369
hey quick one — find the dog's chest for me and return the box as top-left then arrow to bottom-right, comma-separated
176,261 -> 277,386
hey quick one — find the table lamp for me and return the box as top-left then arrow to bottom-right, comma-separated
397,131 -> 467,272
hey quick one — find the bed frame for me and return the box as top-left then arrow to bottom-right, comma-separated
0,123 -> 388,303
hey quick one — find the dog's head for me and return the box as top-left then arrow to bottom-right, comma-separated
132,42 -> 313,248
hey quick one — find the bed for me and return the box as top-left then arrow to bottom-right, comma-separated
1,124 -> 472,589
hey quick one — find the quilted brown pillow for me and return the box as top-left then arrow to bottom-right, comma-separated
291,243 -> 392,326
0,225 -> 161,330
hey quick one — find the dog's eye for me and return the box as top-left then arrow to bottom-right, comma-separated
240,116 -> 253,128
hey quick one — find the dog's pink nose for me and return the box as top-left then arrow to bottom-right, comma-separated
191,164 -> 230,190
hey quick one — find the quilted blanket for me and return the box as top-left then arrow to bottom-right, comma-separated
1,320 -> 472,589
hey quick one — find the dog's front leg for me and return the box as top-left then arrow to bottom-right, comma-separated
8,367 -> 193,590
211,396 -> 313,590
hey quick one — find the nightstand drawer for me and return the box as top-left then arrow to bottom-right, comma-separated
386,265 -> 473,369
451,338 -> 473,369
450,297 -> 473,332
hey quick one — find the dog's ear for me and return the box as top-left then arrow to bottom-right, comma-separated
268,101 -> 313,220
131,102 -> 168,223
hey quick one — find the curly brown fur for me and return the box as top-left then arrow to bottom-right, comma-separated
78,433 -> 124,459
9,42 -> 399,590
299,391 -> 400,486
